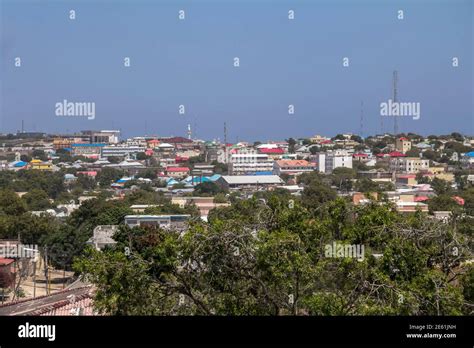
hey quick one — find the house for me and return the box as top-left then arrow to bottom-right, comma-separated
396,174 -> 417,186
124,215 -> 191,230
353,192 -> 378,205
395,137 -> 412,154
30,159 -> 53,171
166,167 -> 190,178
86,225 -> 119,250
171,197 -> 230,216
0,258 -> 15,290
217,175 -> 283,190
273,160 -> 317,176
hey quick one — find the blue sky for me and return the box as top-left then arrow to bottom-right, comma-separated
1,0 -> 472,141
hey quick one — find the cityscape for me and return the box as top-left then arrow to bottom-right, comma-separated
0,0 -> 473,345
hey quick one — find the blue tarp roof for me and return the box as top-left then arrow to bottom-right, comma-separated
13,161 -> 28,167
465,151 -> 474,158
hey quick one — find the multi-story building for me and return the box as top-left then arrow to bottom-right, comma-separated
390,157 -> 429,173
71,143 -> 106,158
101,145 -> 147,158
273,160 -> 317,176
395,137 -> 412,154
228,152 -> 274,175
317,150 -> 353,173
81,130 -> 120,144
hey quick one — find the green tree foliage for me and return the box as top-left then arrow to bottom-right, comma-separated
21,188 -> 51,211
74,193 -> 473,316
97,167 -> 125,188
193,182 -> 226,196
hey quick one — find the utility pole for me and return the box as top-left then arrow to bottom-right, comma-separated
224,122 -> 228,164
360,100 -> 364,138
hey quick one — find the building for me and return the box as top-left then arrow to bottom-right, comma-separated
0,258 -> 15,290
71,143 -> 106,158
318,150 -> 353,173
86,225 -> 119,250
29,159 -> 54,171
166,167 -> 190,178
395,137 -> 412,154
171,197 -> 230,216
390,157 -> 429,173
257,147 -> 285,159
81,130 -> 120,144
228,153 -> 274,175
101,145 -> 147,158
273,160 -> 317,176
124,215 -> 191,230
217,175 -> 283,190
461,151 -> 474,168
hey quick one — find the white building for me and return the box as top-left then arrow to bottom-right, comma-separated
318,150 -> 353,173
389,157 -> 430,173
228,153 -> 274,175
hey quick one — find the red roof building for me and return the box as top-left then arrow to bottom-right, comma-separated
388,151 -> 407,157
258,148 -> 285,155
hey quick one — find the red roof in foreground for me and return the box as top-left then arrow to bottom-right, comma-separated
0,258 -> 14,266
414,196 -> 429,202
452,196 -> 465,206
166,167 -> 190,172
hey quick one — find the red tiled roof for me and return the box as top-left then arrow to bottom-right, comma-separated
353,153 -> 369,157
452,196 -> 465,206
259,148 -> 285,154
414,196 -> 429,202
388,151 -> 406,157
399,137 -> 409,141
166,167 -> 190,172
0,258 -> 14,266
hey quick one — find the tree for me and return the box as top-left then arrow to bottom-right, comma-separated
431,178 -> 452,196
97,168 -> 124,188
194,182 -> 225,196
0,189 -> 27,215
287,138 -> 297,154
21,188 -> 51,211
301,180 -> 337,212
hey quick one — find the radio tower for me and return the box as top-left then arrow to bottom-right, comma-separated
393,70 -> 399,136
359,101 -> 364,138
